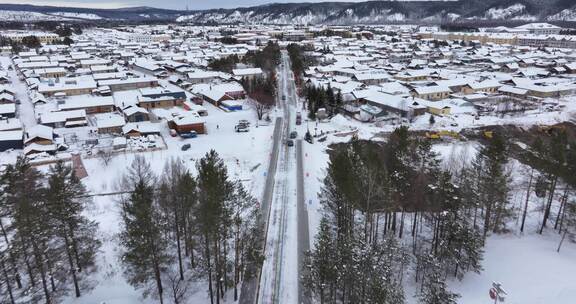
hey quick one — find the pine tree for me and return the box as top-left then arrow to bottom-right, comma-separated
157,159 -> 188,281
229,182 -> 259,301
5,158 -> 55,303
45,161 -> 100,298
196,150 -> 234,304
472,133 -> 511,236
120,157 -> 169,303
303,217 -> 337,304
418,258 -> 460,304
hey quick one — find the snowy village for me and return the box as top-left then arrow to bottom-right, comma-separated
0,2 -> 576,304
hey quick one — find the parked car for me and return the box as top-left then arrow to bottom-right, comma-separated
180,131 -> 197,138
289,131 -> 298,139
304,131 -> 313,144
238,119 -> 250,126
181,144 -> 191,151
235,124 -> 249,132
286,139 -> 294,147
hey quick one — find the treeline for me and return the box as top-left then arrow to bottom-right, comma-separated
516,128 -> 576,249
304,128 -> 520,303
242,42 -> 281,117
119,151 -> 263,304
304,85 -> 342,120
306,126 -> 576,303
0,158 -> 100,303
207,54 -> 239,74
242,41 -> 281,76
287,43 -> 315,86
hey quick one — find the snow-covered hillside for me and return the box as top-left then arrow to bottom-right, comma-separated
0,10 -> 71,21
48,12 -> 103,20
548,8 -> 576,21
484,4 -> 537,21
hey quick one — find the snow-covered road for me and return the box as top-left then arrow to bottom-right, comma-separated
257,50 -> 310,304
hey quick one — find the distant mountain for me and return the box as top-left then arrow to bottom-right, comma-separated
0,1 -> 575,24
0,4 -> 182,21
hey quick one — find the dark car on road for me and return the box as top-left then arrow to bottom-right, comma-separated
289,131 -> 298,139
181,144 -> 191,151
286,139 -> 294,147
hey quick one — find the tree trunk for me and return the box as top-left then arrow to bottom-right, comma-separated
554,188 -> 569,230
557,230 -> 567,252
234,226 -> 240,301
520,169 -> 533,233
68,228 -> 82,273
0,220 -> 21,289
540,176 -> 557,234
205,233 -> 214,304
1,256 -> 15,304
64,235 -> 81,297
174,210 -> 184,281
20,236 -> 35,287
399,210 -> 405,239
153,259 -> 164,304
32,242 -> 51,304
483,202 -> 492,238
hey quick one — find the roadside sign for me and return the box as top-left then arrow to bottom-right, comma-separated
489,288 -> 497,300
490,282 -> 507,303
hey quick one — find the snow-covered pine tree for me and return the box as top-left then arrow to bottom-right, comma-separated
120,156 -> 170,304
303,217 -> 337,304
472,132 -> 511,236
6,157 -> 55,303
195,150 -> 234,304
418,255 -> 460,304
45,161 -> 100,298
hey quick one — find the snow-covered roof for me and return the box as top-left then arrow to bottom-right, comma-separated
24,125 -> 53,143
0,130 -> 22,141
58,96 -> 114,111
232,68 -> 263,76
96,114 -> 126,129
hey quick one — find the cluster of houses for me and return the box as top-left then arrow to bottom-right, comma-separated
0,25 -> 272,156
0,22 -> 575,156
296,23 -> 576,122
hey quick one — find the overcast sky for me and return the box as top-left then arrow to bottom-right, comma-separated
0,0 -> 383,10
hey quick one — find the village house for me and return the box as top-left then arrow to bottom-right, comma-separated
168,114 -> 206,134
0,130 -> 23,152
97,77 -> 159,92
38,110 -> 87,128
410,86 -> 452,101
122,106 -> 150,122
58,96 -> 115,114
0,104 -> 16,118
122,122 -> 161,137
38,78 -> 97,97
96,114 -> 126,134
137,87 -> 186,109
461,80 -> 502,94
232,68 -> 264,81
